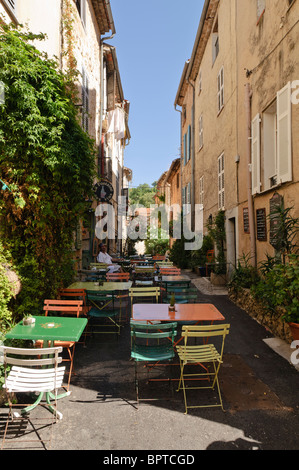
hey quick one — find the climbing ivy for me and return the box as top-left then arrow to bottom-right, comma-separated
0,23 -> 96,320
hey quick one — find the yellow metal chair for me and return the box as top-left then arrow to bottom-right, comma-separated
176,324 -> 230,413
129,286 -> 161,317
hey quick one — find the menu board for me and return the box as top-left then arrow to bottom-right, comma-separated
243,208 -> 250,233
256,208 -> 267,241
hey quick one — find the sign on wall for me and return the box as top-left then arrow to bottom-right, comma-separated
94,180 -> 114,202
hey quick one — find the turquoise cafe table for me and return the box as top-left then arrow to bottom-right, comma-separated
5,315 -> 87,417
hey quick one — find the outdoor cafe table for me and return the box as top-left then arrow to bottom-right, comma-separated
132,303 -> 224,324
5,315 -> 87,416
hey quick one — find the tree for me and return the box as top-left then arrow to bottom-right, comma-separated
129,182 -> 157,207
0,24 -> 96,319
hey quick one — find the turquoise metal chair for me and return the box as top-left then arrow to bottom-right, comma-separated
130,321 -> 178,405
86,290 -> 121,336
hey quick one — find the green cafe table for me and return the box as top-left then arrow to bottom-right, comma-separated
5,315 -> 87,417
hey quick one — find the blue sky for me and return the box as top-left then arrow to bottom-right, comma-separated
109,0 -> 204,188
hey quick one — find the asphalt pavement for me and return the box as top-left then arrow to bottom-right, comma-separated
1,271 -> 299,452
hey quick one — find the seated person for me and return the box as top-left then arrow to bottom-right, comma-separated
97,243 -> 121,273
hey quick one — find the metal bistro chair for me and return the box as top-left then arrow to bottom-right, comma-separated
106,272 -> 131,323
85,290 -> 121,336
159,267 -> 181,276
106,272 -> 130,282
35,300 -> 83,390
1,345 -> 65,449
129,286 -> 161,318
130,321 -> 178,406
176,324 -> 230,414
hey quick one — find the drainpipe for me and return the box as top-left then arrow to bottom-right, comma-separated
188,78 -> 196,232
174,104 -> 183,217
99,1 -> 116,177
245,82 -> 257,267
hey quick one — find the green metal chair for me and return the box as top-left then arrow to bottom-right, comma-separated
130,321 -> 178,405
163,287 -> 198,304
85,290 -> 121,336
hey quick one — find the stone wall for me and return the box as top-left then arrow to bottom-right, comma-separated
228,287 -> 293,344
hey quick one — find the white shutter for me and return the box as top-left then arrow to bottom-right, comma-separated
251,114 -> 261,194
277,82 -> 292,184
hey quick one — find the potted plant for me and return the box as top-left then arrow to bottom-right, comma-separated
169,293 -> 176,313
23,315 -> 35,326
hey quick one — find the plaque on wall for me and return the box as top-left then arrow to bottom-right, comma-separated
243,208 -> 250,233
94,180 -> 114,202
256,208 -> 267,241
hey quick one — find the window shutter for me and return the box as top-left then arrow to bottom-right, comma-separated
183,133 -> 187,165
187,125 -> 191,162
187,182 -> 191,205
277,82 -> 292,184
251,114 -> 261,194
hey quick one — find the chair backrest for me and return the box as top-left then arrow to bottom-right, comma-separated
156,261 -> 173,267
43,299 -> 83,318
160,268 -> 181,275
134,267 -> 155,274
58,289 -> 87,305
206,250 -> 215,262
129,287 -> 160,311
106,272 -> 130,282
130,321 -> 177,341
90,263 -> 108,269
152,255 -> 165,261
1,346 -> 65,393
129,287 -> 160,300
181,324 -> 230,357
85,290 -> 115,305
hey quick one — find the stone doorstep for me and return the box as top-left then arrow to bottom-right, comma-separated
263,337 -> 299,372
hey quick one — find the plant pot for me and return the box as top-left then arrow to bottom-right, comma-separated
288,323 -> 299,341
211,272 -> 227,286
198,266 -> 206,277
23,317 -> 35,326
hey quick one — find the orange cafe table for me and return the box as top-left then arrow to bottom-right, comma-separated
132,303 -> 224,324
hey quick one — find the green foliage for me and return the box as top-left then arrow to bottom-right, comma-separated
228,253 -> 260,290
129,183 -> 157,207
190,235 -> 213,268
169,235 -> 191,269
206,211 -> 226,274
0,24 -> 96,320
268,203 -> 299,263
0,243 -> 14,332
251,254 -> 299,323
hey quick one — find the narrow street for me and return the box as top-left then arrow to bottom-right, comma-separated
2,271 -> 298,451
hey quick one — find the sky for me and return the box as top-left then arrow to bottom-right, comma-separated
108,0 -> 205,188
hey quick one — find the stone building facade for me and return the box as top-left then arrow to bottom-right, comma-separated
174,0 -> 299,271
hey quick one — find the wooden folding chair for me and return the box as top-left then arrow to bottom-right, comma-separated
176,324 -> 230,413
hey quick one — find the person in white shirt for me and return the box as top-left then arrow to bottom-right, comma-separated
97,244 -> 121,273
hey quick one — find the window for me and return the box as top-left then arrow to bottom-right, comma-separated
76,0 -> 86,27
199,176 -> 204,206
212,17 -> 219,64
82,68 -> 89,132
252,83 -> 292,194
218,153 -> 225,210
182,183 -> 191,215
199,115 -> 203,150
217,67 -> 224,113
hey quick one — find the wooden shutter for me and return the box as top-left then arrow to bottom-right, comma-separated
183,133 -> 187,165
277,83 -> 292,184
187,125 -> 191,162
251,114 -> 261,194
